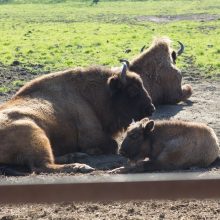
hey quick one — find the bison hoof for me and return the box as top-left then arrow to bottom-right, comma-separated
108,166 -> 128,174
64,163 -> 95,173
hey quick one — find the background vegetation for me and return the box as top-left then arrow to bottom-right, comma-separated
0,0 -> 219,77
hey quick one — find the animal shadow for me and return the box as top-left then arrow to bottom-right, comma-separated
56,152 -> 128,170
152,100 -> 194,120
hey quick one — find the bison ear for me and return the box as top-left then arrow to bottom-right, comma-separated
143,120 -> 154,135
108,76 -> 123,96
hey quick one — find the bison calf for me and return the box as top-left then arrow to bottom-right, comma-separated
115,118 -> 219,173
0,64 -> 155,175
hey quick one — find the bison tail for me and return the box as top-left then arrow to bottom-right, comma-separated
181,84 -> 192,101
0,164 -> 31,176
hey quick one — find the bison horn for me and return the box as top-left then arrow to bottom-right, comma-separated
119,59 -> 130,68
121,62 -> 127,83
140,45 -> 146,53
177,41 -> 184,56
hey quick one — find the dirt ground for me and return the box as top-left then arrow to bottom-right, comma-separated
0,63 -> 219,219
136,13 -> 220,23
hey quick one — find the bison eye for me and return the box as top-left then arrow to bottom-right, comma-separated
127,85 -> 139,98
129,131 -> 141,139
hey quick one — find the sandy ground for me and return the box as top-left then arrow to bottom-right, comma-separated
0,64 -> 219,219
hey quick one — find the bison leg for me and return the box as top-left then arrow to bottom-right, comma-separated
0,119 -> 54,172
155,139 -> 187,170
0,119 -> 94,176
33,163 -> 94,174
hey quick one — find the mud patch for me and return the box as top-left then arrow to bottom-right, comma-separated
137,13 -> 220,23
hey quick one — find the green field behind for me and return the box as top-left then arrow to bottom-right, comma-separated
0,0 -> 219,77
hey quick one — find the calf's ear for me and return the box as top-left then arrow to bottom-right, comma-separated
143,120 -> 155,135
107,75 -> 123,96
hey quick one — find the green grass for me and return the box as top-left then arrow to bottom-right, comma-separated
12,80 -> 26,87
0,86 -> 10,93
0,0 -> 219,77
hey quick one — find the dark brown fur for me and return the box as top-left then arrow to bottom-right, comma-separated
129,37 -> 192,105
115,118 -> 219,173
0,66 -> 155,175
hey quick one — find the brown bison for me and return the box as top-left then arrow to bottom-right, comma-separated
0,64 -> 155,175
112,118 -> 219,173
121,37 -> 193,105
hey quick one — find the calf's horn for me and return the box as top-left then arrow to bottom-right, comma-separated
177,41 -> 184,56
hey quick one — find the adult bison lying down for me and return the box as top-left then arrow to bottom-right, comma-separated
0,64 -> 155,175
122,37 -> 193,105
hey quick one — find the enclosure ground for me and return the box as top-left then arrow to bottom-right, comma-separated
0,64 -> 219,219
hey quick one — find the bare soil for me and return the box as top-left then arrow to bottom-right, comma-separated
0,63 -> 39,102
137,13 -> 220,23
0,63 -> 219,219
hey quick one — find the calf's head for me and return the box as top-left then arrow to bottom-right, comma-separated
108,63 -> 155,123
119,118 -> 155,161
129,37 -> 192,105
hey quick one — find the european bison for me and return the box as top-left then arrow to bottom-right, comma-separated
0,64 -> 155,175
121,37 -> 193,105
113,118 -> 219,173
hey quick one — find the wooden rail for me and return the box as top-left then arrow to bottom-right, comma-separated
0,172 -> 220,203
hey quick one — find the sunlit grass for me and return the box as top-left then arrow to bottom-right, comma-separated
0,0 -> 219,77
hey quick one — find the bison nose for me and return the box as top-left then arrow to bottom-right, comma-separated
119,148 -> 126,156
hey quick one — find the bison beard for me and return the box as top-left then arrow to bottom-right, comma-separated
0,65 -> 154,175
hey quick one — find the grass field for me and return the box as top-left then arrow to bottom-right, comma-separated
0,0 -> 219,78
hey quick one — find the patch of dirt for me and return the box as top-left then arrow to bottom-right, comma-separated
0,63 -> 38,102
1,200 -> 220,220
137,13 -> 220,23
0,64 -> 219,219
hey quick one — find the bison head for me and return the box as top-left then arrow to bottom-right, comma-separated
119,117 -> 154,161
108,63 -> 155,124
128,37 -> 192,105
